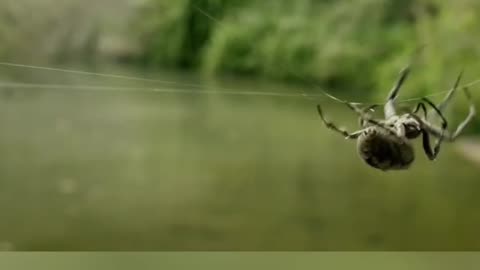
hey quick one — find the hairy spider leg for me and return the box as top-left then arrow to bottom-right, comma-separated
438,70 -> 464,113
358,104 -> 379,127
413,102 -> 428,119
414,87 -> 476,142
412,98 -> 448,160
316,104 -> 366,139
424,71 -> 463,125
385,66 -> 411,119
448,87 -> 476,140
422,97 -> 448,128
427,71 -> 475,142
344,101 -> 398,135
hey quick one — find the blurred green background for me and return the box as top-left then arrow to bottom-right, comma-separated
1,0 -> 480,251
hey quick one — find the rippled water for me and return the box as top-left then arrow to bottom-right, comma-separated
0,64 -> 479,250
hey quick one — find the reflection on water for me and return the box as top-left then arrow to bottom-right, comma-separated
0,64 -> 479,251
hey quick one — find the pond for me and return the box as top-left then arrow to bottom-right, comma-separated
0,64 -> 479,251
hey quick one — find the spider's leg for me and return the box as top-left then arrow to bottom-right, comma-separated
409,113 -> 445,160
386,66 -> 411,101
421,97 -> 448,129
316,104 -> 363,139
410,98 -> 448,156
448,87 -> 476,140
413,88 -> 475,142
385,66 -> 411,119
345,129 -> 368,139
421,130 -> 442,160
412,118 -> 447,139
437,70 -> 463,113
358,104 -> 378,127
413,102 -> 428,119
343,102 -> 397,135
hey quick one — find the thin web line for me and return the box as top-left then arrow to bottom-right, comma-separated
1,80 -> 479,105
194,6 -> 223,24
0,62 -> 224,90
0,81 -> 323,98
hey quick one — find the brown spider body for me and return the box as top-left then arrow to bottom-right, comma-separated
357,126 -> 415,171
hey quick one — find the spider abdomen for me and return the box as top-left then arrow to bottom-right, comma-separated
357,127 -> 414,171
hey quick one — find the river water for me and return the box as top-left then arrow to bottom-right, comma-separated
0,64 -> 479,250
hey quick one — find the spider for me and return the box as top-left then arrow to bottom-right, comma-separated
316,66 -> 477,171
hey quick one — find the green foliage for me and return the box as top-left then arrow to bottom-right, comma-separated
134,0 -> 241,68
203,13 -> 276,76
136,0 -> 422,91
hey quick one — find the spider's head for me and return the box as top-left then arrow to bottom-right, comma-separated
402,116 -> 422,139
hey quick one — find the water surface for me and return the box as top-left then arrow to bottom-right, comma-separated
0,64 -> 479,250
